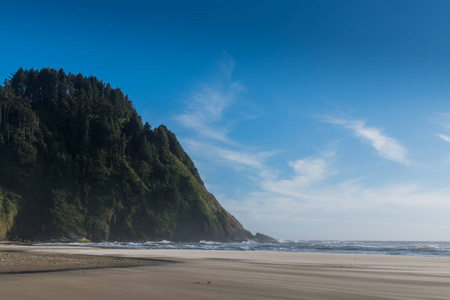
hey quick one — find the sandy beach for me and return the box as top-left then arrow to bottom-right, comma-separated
1,245 -> 450,299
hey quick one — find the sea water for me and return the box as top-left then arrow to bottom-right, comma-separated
34,240 -> 450,257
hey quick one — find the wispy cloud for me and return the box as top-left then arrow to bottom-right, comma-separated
175,56 -> 277,175
434,113 -> 450,143
174,57 -> 244,144
438,134 -> 450,143
175,83 -> 244,143
182,138 -> 274,172
322,117 -> 409,164
432,113 -> 450,130
262,156 -> 335,199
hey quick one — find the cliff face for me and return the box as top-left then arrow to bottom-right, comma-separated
0,68 -> 253,242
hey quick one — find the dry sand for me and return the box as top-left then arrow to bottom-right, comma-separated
1,245 -> 450,299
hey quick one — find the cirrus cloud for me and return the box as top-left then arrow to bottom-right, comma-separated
322,117 -> 409,165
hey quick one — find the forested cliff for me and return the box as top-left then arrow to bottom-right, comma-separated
0,68 -> 253,242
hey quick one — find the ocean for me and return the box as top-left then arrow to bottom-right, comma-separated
35,240 -> 450,257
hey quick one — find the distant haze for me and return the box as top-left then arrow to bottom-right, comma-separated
3,0 -> 450,241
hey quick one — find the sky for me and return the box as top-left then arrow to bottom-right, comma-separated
2,0 -> 450,241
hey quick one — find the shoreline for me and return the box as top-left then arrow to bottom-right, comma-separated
2,245 -> 450,299
12,239 -> 450,258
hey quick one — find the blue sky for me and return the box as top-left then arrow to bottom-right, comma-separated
3,0 -> 450,240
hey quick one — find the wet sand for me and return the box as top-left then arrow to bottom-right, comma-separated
2,245 -> 450,299
0,248 -> 159,273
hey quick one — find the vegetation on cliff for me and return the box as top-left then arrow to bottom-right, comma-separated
0,68 -> 252,242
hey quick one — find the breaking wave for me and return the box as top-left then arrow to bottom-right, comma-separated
34,240 -> 450,257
